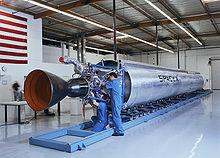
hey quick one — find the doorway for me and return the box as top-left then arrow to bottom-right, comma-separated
211,58 -> 220,90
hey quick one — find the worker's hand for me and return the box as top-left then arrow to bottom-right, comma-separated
101,82 -> 106,86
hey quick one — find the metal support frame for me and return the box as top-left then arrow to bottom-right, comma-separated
58,102 -> 61,116
113,0 -> 117,61
177,33 -> 180,69
4,105 -> 7,123
68,44 -> 70,57
61,42 -> 64,57
155,22 -> 159,66
75,33 -> 86,63
29,89 -> 211,153
18,105 -> 21,124
76,35 -> 80,62
34,111 -> 37,119
4,104 -> 24,124
80,33 -> 86,64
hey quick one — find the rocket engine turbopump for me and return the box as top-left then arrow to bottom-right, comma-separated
24,57 -> 204,111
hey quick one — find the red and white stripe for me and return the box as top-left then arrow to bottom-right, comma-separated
0,10 -> 28,64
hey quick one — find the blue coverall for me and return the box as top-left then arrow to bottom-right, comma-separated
91,102 -> 108,132
106,78 -> 124,134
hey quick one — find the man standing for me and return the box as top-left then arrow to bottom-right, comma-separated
12,81 -> 20,101
102,72 -> 124,136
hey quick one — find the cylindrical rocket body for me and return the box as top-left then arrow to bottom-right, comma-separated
100,60 -> 204,108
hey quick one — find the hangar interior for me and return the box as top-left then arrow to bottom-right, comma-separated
0,0 -> 220,157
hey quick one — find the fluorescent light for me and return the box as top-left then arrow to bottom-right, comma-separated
25,0 -> 113,31
144,0 -> 203,46
118,31 -> 174,53
24,0 -> 175,53
111,35 -> 128,40
203,0 -> 220,2
86,46 -> 114,54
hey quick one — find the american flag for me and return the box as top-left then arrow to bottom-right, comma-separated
0,9 -> 28,64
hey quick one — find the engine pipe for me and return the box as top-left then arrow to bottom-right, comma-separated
59,57 -> 84,74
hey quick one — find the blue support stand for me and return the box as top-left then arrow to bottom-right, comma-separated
29,90 -> 212,153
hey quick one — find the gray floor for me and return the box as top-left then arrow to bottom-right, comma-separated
0,91 -> 220,158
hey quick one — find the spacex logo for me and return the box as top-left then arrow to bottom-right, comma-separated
158,75 -> 179,82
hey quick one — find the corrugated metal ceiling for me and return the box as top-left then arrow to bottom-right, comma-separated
1,0 -> 220,54
188,20 -> 216,34
205,1 -> 220,12
164,0 -> 205,16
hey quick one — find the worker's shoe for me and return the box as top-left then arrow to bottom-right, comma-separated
112,133 -> 124,136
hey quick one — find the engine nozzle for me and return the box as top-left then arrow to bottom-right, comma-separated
24,70 -> 89,111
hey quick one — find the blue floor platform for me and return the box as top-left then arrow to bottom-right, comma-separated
29,90 -> 212,153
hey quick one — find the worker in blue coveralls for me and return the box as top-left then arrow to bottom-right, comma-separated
102,72 -> 124,136
90,92 -> 108,132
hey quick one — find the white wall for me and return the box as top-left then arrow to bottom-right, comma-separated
211,60 -> 220,89
184,48 -> 220,89
129,53 -> 149,63
0,6 -> 74,123
0,6 -> 40,122
104,53 -> 136,61
0,6 -> 42,103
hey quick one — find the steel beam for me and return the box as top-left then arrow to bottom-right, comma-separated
34,0 -> 106,19
177,33 -> 180,69
200,0 -> 220,34
113,0 -> 117,60
89,3 -> 169,51
115,33 -> 219,47
158,0 -> 205,46
121,0 -> 176,49
85,12 -> 220,37
80,34 -> 86,63
76,35 -> 80,62
0,3 -> 35,15
156,22 -> 159,65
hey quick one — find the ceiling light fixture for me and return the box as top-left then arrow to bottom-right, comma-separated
203,0 -> 220,3
144,0 -> 203,46
23,0 -> 174,53
111,35 -> 128,40
86,46 -> 114,54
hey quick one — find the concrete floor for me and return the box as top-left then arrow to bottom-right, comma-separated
0,91 -> 220,158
